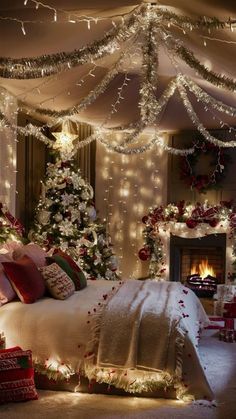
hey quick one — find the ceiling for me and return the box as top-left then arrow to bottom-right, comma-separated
0,0 -> 236,131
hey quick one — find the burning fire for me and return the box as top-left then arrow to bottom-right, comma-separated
190,258 -> 216,278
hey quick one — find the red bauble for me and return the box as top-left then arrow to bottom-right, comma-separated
138,247 -> 151,261
186,219 -> 198,229
208,219 -> 219,228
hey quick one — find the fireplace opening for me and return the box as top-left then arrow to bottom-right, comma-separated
169,233 -> 226,285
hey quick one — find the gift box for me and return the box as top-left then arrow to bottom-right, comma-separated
0,346 -> 38,404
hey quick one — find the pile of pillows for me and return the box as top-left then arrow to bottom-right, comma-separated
0,242 -> 87,306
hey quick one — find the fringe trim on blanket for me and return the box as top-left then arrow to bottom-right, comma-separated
83,363 -> 174,394
33,359 -> 75,381
174,323 -> 194,402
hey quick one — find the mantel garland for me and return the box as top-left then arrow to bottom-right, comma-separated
139,200 -> 236,280
179,140 -> 231,193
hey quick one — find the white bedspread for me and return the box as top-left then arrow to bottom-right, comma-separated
0,279 -> 213,401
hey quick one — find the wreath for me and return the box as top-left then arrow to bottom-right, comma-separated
180,141 -> 231,193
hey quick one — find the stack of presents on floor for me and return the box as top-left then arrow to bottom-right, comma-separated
209,284 -> 236,343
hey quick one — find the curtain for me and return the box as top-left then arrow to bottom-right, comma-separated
95,133 -> 169,279
0,87 -> 17,215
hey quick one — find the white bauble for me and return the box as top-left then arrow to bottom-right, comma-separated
79,202 -> 86,211
54,213 -> 63,222
87,206 -> 97,221
81,190 -> 90,200
107,255 -> 118,271
37,210 -> 51,226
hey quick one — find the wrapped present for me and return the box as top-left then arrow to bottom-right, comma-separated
223,302 -> 236,318
0,346 -> 38,404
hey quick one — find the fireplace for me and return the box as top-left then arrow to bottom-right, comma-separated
169,233 -> 226,284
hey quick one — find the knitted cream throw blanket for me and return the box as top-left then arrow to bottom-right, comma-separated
84,280 -> 213,401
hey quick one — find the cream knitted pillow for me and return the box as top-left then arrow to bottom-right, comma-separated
39,263 -> 75,300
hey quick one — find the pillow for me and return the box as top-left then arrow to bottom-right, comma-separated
46,251 -> 87,290
0,346 -> 38,404
0,253 -> 12,267
0,270 -> 16,305
0,241 -> 23,258
2,255 -> 45,304
0,255 -> 17,305
13,243 -> 47,267
39,263 -> 75,300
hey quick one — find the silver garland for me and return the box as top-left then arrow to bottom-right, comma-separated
162,29 -> 236,92
182,75 -> 236,117
24,60 -> 121,118
177,81 -> 236,147
0,6 -> 145,79
139,19 -> 159,125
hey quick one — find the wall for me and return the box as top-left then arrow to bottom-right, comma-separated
95,133 -> 168,279
0,88 -> 17,215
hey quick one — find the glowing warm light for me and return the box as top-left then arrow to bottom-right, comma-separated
191,258 -> 215,278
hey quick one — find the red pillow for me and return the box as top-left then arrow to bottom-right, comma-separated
2,255 -> 45,304
0,346 -> 38,404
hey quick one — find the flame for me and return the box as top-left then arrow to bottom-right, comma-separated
190,258 -> 215,278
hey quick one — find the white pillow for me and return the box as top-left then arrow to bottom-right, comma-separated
39,263 -> 75,300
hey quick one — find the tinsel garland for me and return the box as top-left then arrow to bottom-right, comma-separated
0,4 -> 233,81
29,66 -> 120,118
139,19 -> 159,125
182,76 -> 236,117
158,9 -> 227,30
163,30 -> 236,92
1,1 -> 236,156
0,6 -> 144,79
177,82 -> 236,147
23,48 -> 131,118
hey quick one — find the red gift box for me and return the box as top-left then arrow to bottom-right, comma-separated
0,346 -> 38,404
223,302 -> 236,318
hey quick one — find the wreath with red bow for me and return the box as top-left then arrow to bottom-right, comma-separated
180,141 -> 231,194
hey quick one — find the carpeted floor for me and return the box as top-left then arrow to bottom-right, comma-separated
0,330 -> 236,419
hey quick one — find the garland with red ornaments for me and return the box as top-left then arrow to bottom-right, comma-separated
139,200 -> 236,279
180,141 -> 231,194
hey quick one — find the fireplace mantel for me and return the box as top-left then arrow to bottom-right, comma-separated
158,222 -> 233,283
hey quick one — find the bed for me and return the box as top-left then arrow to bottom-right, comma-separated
0,278 -> 213,402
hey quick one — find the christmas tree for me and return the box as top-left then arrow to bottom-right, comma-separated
30,158 -> 119,280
